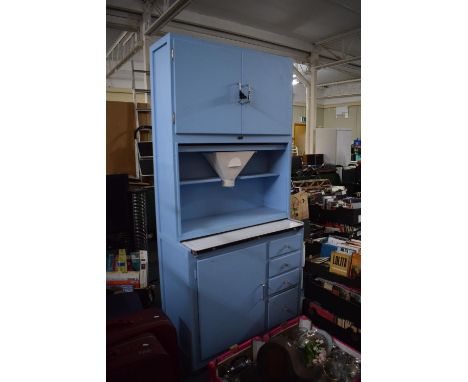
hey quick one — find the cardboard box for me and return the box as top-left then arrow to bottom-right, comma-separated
290,191 -> 309,220
329,251 -> 352,277
106,271 -> 140,288
138,250 -> 148,288
350,252 -> 361,279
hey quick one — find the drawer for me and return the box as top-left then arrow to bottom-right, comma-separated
267,287 -> 299,328
269,232 -> 302,258
269,250 -> 301,277
268,268 -> 301,296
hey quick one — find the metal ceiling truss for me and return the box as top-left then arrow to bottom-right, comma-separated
316,81 -> 360,99
144,0 -> 192,35
106,31 -> 143,78
106,0 -> 360,79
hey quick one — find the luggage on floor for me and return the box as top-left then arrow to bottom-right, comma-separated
107,308 -> 179,381
107,332 -> 177,382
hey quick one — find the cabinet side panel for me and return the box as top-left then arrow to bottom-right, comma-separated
159,236 -> 199,368
152,40 -> 178,238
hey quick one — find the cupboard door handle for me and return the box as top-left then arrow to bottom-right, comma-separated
261,283 -> 266,300
238,82 -> 251,104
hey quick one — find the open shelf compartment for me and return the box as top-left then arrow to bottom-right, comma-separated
178,143 -> 290,240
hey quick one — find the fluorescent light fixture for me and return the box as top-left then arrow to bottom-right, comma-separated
292,79 -> 299,86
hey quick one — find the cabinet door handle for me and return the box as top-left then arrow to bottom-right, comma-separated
261,283 -> 266,300
238,82 -> 251,104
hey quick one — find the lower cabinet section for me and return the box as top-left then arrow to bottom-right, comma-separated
267,287 -> 300,328
159,225 -> 304,369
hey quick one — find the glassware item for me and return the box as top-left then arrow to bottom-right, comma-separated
323,347 -> 361,382
295,328 -> 329,367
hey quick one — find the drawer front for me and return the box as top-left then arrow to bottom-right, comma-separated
267,287 -> 299,328
269,251 -> 301,277
268,268 -> 301,296
269,233 -> 302,258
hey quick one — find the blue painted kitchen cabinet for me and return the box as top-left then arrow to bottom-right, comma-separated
170,33 -> 292,135
151,33 -> 303,370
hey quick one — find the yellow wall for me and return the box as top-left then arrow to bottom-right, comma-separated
290,102 -> 361,153
292,105 -> 326,130
106,87 -> 147,103
322,103 -> 361,139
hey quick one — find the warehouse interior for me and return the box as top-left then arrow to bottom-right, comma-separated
106,1 -> 361,381
5,1 -> 468,381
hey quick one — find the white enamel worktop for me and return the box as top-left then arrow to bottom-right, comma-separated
181,219 -> 303,252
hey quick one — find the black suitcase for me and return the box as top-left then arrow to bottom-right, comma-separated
107,332 -> 178,382
107,308 -> 179,381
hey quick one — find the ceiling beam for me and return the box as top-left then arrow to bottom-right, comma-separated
107,14 -> 140,31
144,0 -> 192,35
293,66 -> 310,87
314,56 -> 361,70
173,10 -> 315,54
106,1 -> 315,61
315,28 -> 361,46
164,21 -> 311,61
317,93 -> 360,100
106,0 -> 144,14
328,0 -> 361,15
317,78 -> 360,87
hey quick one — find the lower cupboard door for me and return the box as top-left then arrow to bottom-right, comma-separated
196,242 -> 267,360
267,287 -> 300,328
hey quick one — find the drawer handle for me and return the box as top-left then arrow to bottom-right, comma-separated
281,244 -> 292,252
280,263 -> 290,269
282,281 -> 292,287
282,306 -> 294,314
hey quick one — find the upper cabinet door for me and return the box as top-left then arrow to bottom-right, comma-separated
242,51 -> 292,135
173,37 -> 242,135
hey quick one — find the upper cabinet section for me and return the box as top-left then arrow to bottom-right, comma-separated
164,34 -> 292,136
173,37 -> 242,135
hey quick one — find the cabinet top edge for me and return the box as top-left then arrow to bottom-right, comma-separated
182,219 -> 303,253
150,32 -> 293,62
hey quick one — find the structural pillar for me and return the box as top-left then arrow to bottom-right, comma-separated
305,67 -> 317,154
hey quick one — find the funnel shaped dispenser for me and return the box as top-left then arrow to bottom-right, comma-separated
203,151 -> 256,187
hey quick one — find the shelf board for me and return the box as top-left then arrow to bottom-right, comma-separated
180,172 -> 279,186
178,144 -> 285,152
238,173 -> 279,181
180,207 -> 287,241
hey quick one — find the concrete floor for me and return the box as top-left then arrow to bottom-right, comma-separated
182,367 -> 209,382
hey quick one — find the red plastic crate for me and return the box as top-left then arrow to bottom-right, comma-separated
262,315 -> 309,341
208,336 -> 263,382
208,315 -> 360,382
